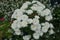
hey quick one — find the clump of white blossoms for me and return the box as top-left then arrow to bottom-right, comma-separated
11,0 -> 54,40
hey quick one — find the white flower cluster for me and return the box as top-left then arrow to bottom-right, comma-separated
23,35 -> 31,40
11,0 -> 54,40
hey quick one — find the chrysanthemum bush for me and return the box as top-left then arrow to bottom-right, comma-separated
11,0 -> 55,40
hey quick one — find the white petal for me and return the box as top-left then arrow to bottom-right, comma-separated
45,15 -> 53,21
49,29 -> 54,35
20,21 -> 28,27
36,1 -> 45,8
35,15 -> 40,19
49,23 -> 54,28
33,18 -> 39,25
31,24 -> 37,31
21,15 -> 28,21
43,9 -> 51,16
15,30 -> 21,35
33,33 -> 40,39
27,18 -> 33,24
23,35 -> 31,40
42,27 -> 48,33
26,10 -> 33,15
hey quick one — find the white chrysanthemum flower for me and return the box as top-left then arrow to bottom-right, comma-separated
37,9 -> 51,17
31,3 -> 45,11
27,18 -> 33,24
31,24 -> 41,31
11,20 -> 27,28
32,18 -> 39,25
35,30 -> 43,36
31,24 -> 37,31
23,35 -> 31,40
49,29 -> 54,35
17,21 -> 22,28
33,32 -> 40,39
44,22 -> 50,28
11,9 -> 23,19
11,20 -> 19,30
49,23 -> 54,28
15,9 -> 25,13
42,9 -> 51,16
42,26 -> 49,33
41,22 -> 54,29
11,12 -> 16,18
11,20 -> 23,29
35,15 -> 40,19
45,15 -> 53,21
35,24 -> 41,31
21,15 -> 28,21
32,1 -> 45,9
38,9 -> 51,17
20,21 -> 28,27
39,31 -> 43,36
20,1 -> 31,10
31,4 -> 39,11
41,22 -> 50,33
36,1 -> 45,9
11,9 -> 27,21
15,29 -> 21,35
41,22 -> 54,33
41,22 -> 49,28
32,0 -> 37,3
37,10 -> 47,17
26,10 -> 33,15
20,4 -> 28,10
